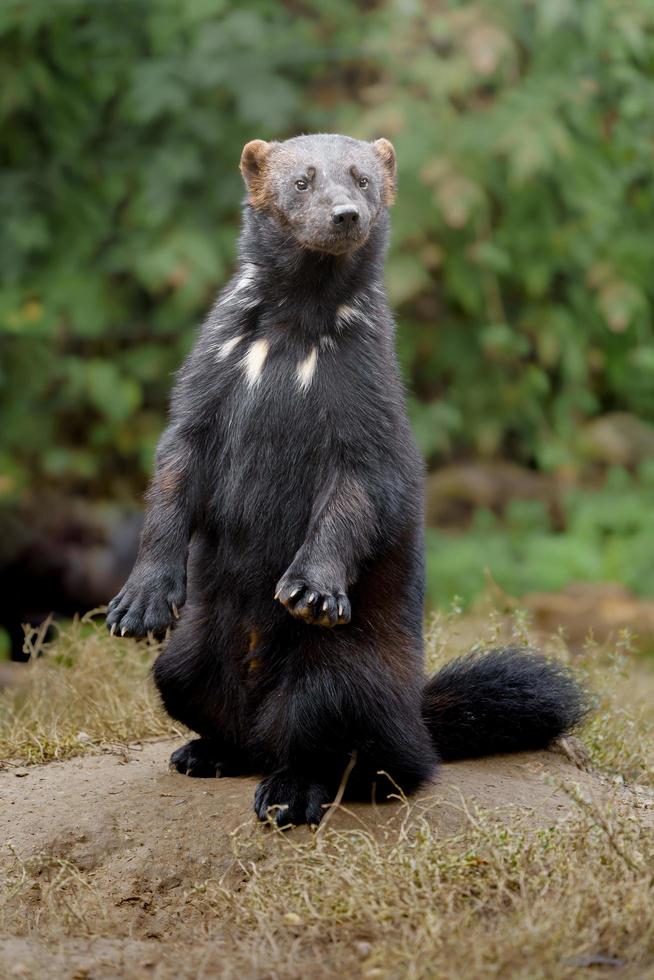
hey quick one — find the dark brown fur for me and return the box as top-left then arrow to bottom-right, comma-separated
107,134 -> 588,826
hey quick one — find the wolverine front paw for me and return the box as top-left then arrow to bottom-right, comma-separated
254,769 -> 332,827
106,565 -> 186,638
274,572 -> 351,627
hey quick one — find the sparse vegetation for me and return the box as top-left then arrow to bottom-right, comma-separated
1,613 -> 652,978
2,792 -> 653,979
1,609 -> 652,782
188,801 -> 653,979
0,612 -> 176,765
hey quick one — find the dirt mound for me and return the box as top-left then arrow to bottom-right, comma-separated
0,737 -> 624,859
1,740 -> 651,980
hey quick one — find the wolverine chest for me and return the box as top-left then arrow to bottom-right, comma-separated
202,334 -> 339,538
198,320 -> 396,535
209,326 -> 367,459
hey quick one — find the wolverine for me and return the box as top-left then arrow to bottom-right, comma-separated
107,134 -> 587,826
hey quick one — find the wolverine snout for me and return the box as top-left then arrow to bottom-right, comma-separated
331,204 -> 359,227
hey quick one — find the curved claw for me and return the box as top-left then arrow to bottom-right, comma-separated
274,574 -> 351,628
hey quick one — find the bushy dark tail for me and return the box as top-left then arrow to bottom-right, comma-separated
422,647 -> 589,762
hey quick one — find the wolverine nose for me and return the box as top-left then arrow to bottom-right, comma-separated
331,204 -> 359,227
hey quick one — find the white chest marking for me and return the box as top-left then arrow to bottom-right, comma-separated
336,302 -> 358,326
232,263 -> 257,295
242,338 -> 270,387
215,334 -> 244,361
220,263 -> 259,311
296,347 -> 318,392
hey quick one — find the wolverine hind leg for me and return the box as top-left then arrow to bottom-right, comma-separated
169,737 -> 256,778
153,601 -> 254,778
251,627 -> 437,826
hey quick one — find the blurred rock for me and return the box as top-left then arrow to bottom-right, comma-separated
523,581 -> 654,650
426,462 -> 565,528
580,412 -> 654,467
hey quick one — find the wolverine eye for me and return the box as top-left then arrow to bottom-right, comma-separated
295,179 -> 309,191
358,176 -> 369,189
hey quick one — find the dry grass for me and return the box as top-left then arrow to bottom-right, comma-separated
2,792 -> 652,978
1,607 -> 653,978
194,801 -> 654,979
425,605 -> 654,789
0,611 -> 177,765
1,606 -> 653,783
2,848 -> 109,937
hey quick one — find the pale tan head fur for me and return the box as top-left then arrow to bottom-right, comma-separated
239,134 -> 397,254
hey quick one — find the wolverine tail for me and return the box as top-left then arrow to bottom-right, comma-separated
422,647 -> 589,761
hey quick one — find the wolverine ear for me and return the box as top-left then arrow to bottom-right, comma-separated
373,138 -> 397,206
240,139 -> 272,207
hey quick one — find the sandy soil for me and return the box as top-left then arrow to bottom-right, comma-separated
1,737 -> 651,979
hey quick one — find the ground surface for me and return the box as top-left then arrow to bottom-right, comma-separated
1,737 -> 624,859
1,738 -> 652,980
0,614 -> 653,979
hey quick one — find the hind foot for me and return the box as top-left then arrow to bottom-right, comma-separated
170,738 -> 249,778
254,768 -> 332,827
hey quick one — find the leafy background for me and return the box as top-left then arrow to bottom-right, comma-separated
2,0 -> 654,639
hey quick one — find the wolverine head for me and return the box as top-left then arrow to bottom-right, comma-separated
239,133 -> 396,256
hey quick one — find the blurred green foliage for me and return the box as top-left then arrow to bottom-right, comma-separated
426,465 -> 654,608
1,0 -> 654,499
0,0 -> 317,495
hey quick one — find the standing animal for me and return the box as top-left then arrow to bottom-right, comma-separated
107,134 -> 587,826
